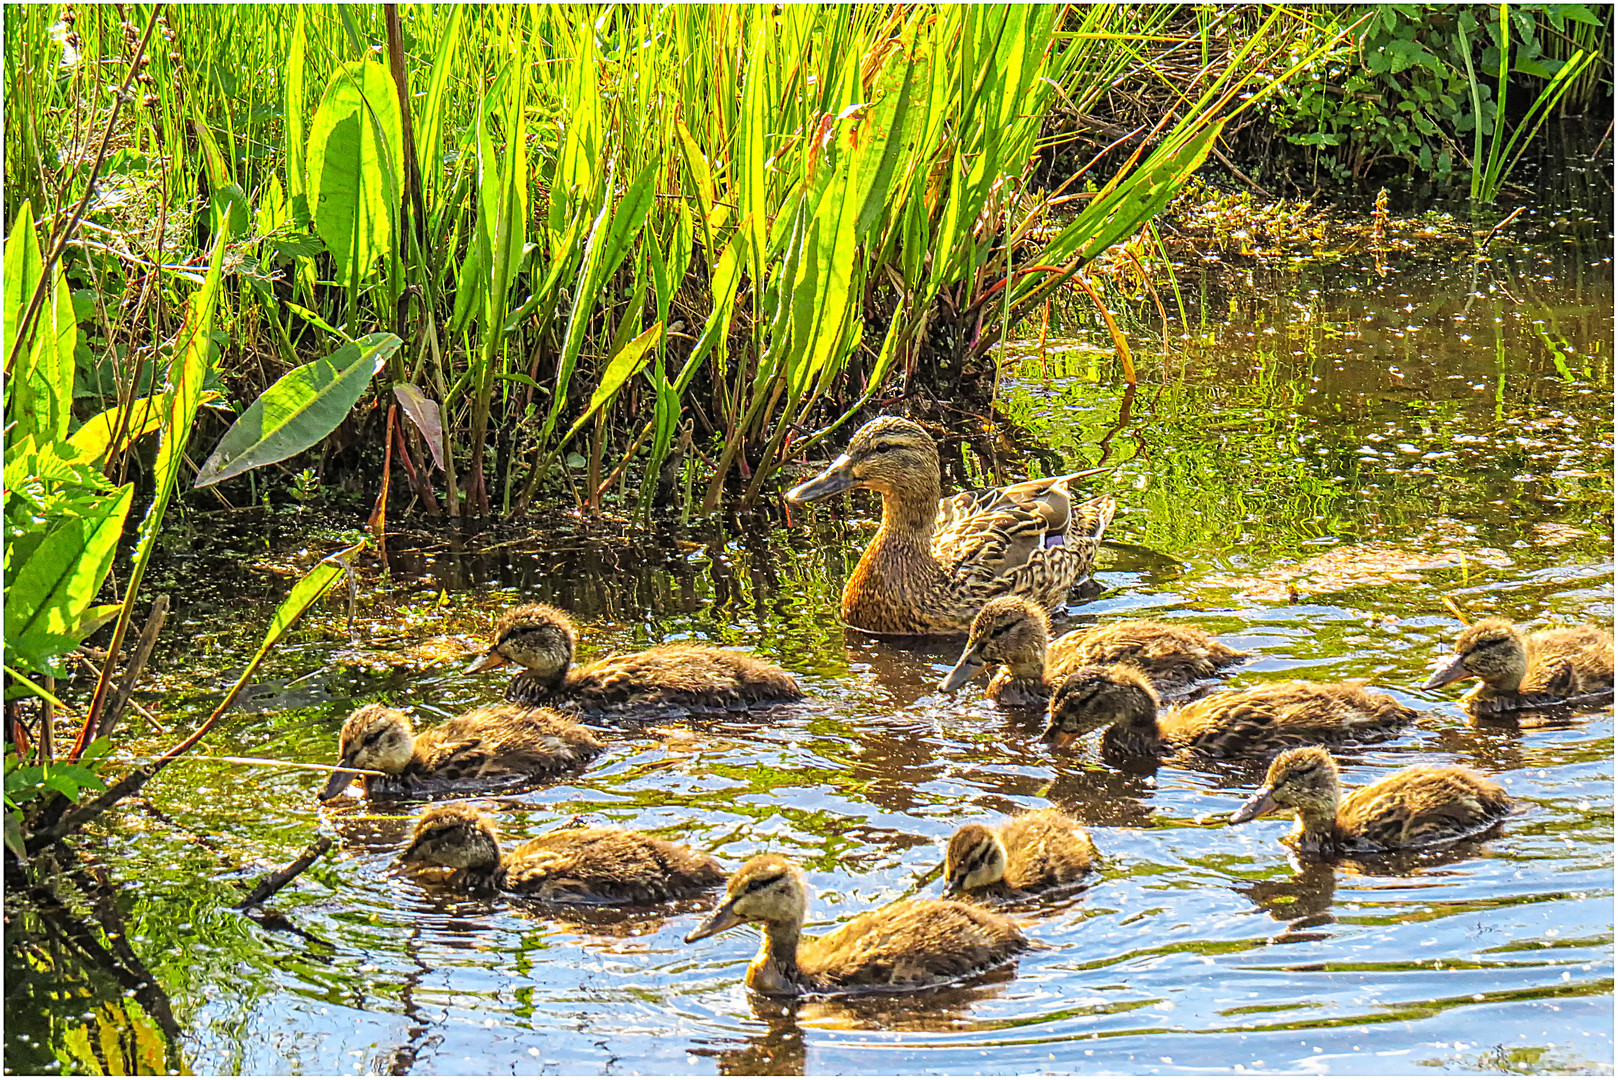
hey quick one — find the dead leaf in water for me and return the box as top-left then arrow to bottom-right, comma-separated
1531,522 -> 1589,547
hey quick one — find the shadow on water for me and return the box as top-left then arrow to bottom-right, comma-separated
4,197 -> 1612,1074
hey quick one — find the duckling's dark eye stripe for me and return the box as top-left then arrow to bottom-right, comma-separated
745,873 -> 788,892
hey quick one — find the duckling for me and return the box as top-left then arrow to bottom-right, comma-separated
785,416 -> 1115,636
684,854 -> 1027,996
319,703 -> 602,801
940,596 -> 1247,706
1423,618 -> 1613,715
399,802 -> 724,903
943,808 -> 1098,899
1229,745 -> 1514,856
465,603 -> 803,717
1041,665 -> 1415,761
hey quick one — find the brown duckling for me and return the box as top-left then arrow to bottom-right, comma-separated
941,596 -> 1248,706
466,603 -> 803,717
1041,665 -> 1416,760
684,854 -> 1026,996
320,703 -> 602,801
399,802 -> 724,904
785,415 -> 1115,636
1229,745 -> 1515,856
1423,618 -> 1613,715
943,808 -> 1098,899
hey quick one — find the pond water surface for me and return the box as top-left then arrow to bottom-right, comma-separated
5,206 -> 1613,1076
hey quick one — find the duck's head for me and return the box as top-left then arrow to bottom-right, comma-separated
785,416 -> 940,505
465,604 -> 577,691
1230,745 -> 1341,824
685,854 -> 808,941
1041,664 -> 1158,750
942,597 -> 1049,691
322,704 -> 415,800
1423,618 -> 1527,692
942,822 -> 1008,896
400,802 -> 504,873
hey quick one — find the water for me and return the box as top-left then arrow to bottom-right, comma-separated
5,208 -> 1612,1076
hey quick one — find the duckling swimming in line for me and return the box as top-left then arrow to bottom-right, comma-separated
400,802 -> 725,904
941,596 -> 1247,706
320,703 -> 602,801
1229,745 -> 1515,856
1041,665 -> 1415,761
466,604 -> 802,717
684,854 -> 1027,996
785,416 -> 1115,636
1423,618 -> 1613,716
943,808 -> 1098,899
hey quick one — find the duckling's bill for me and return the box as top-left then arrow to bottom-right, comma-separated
1038,722 -> 1079,751
1421,653 -> 1469,690
940,649 -> 986,692
785,454 -> 854,504
464,650 -> 509,674
321,764 -> 361,801
685,896 -> 743,942
1229,785 -> 1280,824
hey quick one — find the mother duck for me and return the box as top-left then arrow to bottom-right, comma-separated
786,417 -> 1115,636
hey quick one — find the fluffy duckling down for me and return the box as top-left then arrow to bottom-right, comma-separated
684,854 -> 1027,996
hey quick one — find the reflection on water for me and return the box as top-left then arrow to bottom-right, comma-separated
4,209 -> 1612,1075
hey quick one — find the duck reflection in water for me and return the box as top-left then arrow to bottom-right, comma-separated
690,970 -> 1018,1076
1232,839 -> 1507,945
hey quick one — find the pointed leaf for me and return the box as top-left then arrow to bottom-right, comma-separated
392,383 -> 445,471
194,333 -> 402,488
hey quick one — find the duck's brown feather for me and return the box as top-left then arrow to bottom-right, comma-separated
1054,620 -> 1249,692
992,809 -> 1098,894
509,643 -> 803,714
1331,765 -> 1514,852
796,899 -> 1027,993
389,705 -> 602,793
1113,681 -> 1415,759
502,827 -> 726,904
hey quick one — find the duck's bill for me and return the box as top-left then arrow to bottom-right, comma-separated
684,897 -> 743,943
1421,654 -> 1469,690
1229,787 -> 1279,824
464,651 -> 508,675
1039,724 -> 1078,751
940,876 -> 966,899
320,767 -> 361,802
784,455 -> 854,504
939,652 -> 986,692
397,836 -> 427,864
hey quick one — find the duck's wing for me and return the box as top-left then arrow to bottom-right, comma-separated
934,471 -> 1102,551
935,493 -> 1116,615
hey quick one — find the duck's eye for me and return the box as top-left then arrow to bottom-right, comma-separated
872,440 -> 897,454
362,730 -> 384,747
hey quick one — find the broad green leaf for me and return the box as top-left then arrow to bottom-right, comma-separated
68,392 -> 217,463
18,265 -> 78,443
3,199 -> 43,370
561,322 -> 663,444
305,60 -> 403,286
194,332 -> 402,488
4,483 -> 133,671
